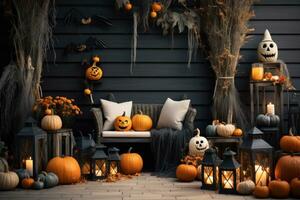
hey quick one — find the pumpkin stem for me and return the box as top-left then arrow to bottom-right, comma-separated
128,147 -> 133,153
138,110 -> 143,115
3,159 -> 9,173
289,128 -> 294,136
194,128 -> 200,136
122,111 -> 126,117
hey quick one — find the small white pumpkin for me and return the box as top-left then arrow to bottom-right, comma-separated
237,180 -> 255,195
189,129 -> 209,157
257,29 -> 278,63
216,123 -> 235,137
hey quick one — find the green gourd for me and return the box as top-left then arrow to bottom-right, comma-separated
38,171 -> 58,188
32,178 -> 44,190
15,169 -> 30,182
205,120 -> 219,137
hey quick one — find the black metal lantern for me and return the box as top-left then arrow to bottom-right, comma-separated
201,148 -> 222,190
90,144 -> 108,180
17,117 -> 48,179
218,150 -> 241,194
239,127 -> 273,186
107,147 -> 120,175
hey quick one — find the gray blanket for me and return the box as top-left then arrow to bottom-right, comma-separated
150,128 -> 193,177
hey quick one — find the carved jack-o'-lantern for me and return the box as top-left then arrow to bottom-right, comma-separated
257,29 -> 278,63
114,112 -> 132,131
189,128 -> 209,157
85,56 -> 103,81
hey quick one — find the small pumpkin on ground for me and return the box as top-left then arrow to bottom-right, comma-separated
253,183 -> 270,198
32,178 -> 44,190
268,179 -> 290,198
176,163 -> 197,182
291,177 -> 300,198
275,154 -> 300,182
280,128 -> 300,153
205,120 -> 219,137
131,110 -> 152,131
38,171 -> 59,188
41,114 -> 62,131
0,161 -> 19,190
120,147 -> 143,175
21,176 -> 34,189
216,123 -> 235,137
114,112 -> 132,131
46,156 -> 81,185
237,180 -> 255,195
233,128 -> 243,137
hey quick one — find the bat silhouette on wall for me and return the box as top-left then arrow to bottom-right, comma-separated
64,37 -> 106,55
64,8 -> 113,27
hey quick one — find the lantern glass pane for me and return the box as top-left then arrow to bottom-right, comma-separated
203,166 -> 214,185
109,161 -> 118,175
255,154 -> 270,186
95,160 -> 106,177
241,151 -> 252,181
221,171 -> 234,189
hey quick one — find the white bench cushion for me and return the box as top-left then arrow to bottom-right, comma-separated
102,131 -> 151,138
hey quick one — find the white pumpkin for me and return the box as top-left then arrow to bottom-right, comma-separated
216,123 -> 235,137
189,128 -> 209,157
237,180 -> 255,195
257,29 -> 278,63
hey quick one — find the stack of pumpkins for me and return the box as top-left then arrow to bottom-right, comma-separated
251,129 -> 300,198
114,110 -> 153,131
205,120 -> 243,137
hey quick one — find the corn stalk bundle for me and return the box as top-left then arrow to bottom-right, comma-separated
0,0 -> 55,145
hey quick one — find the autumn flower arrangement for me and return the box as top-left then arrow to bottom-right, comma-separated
33,96 -> 82,127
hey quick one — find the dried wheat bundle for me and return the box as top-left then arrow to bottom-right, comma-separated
200,0 -> 255,128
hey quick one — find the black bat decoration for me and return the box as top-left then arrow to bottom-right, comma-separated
64,8 -> 112,27
64,37 -> 106,55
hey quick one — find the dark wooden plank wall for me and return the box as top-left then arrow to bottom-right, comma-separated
40,0 -> 300,134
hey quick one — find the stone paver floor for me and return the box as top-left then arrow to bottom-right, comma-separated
0,173 -> 293,200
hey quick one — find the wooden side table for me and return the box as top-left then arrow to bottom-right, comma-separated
207,137 -> 242,159
47,129 -> 74,159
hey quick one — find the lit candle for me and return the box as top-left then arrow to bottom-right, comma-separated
267,102 -> 275,115
251,64 -> 264,81
204,173 -> 213,184
224,179 -> 233,189
110,162 -> 117,175
255,165 -> 269,186
26,157 -> 33,177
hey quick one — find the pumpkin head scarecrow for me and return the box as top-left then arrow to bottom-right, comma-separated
85,56 -> 103,81
189,128 -> 209,157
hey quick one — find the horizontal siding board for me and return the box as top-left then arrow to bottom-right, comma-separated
54,20 -> 300,34
49,49 -> 300,63
53,34 -> 300,49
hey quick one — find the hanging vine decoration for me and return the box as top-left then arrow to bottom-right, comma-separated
115,0 -> 201,73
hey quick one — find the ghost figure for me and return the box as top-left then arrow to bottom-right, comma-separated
257,29 -> 278,63
189,128 -> 209,157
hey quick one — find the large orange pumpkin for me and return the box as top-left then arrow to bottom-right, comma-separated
280,129 -> 300,153
291,177 -> 300,198
268,179 -> 290,198
120,147 -> 143,175
176,164 -> 197,182
114,112 -> 132,131
275,155 -> 300,182
41,115 -> 62,131
131,111 -> 152,131
46,156 -> 81,184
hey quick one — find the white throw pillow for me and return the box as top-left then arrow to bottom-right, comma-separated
100,99 -> 133,131
157,98 -> 191,130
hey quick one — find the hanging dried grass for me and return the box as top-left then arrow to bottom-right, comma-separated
0,0 -> 55,145
199,0 -> 255,128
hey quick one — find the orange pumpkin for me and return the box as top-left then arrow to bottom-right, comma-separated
280,128 -> 300,153
253,184 -> 270,198
150,11 -> 157,18
233,128 -> 243,136
124,3 -> 132,11
291,177 -> 300,198
268,179 -> 290,198
44,109 -> 52,115
131,111 -> 152,131
152,2 -> 162,12
21,177 -> 34,189
275,155 -> 300,182
114,112 -> 132,131
41,115 -> 62,131
120,147 -> 143,175
46,156 -> 81,184
176,164 -> 197,182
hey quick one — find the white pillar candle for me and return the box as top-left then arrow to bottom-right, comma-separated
26,157 -> 33,177
267,102 -> 275,115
